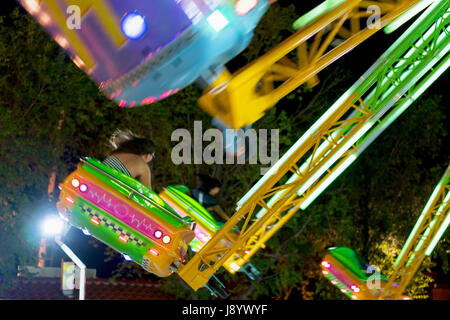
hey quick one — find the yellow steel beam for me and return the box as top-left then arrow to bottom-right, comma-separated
178,91 -> 375,290
198,0 -> 422,129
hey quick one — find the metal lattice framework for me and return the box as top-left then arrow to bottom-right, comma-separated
198,0 -> 425,129
178,0 -> 450,292
379,164 -> 450,300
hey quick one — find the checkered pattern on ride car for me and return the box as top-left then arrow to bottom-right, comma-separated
80,204 -> 146,247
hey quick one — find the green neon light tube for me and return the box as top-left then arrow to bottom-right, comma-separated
301,53 -> 450,211
300,154 -> 357,210
426,208 -> 450,256
236,0 -> 448,212
395,169 -> 449,267
292,0 -> 346,30
384,0 -> 435,34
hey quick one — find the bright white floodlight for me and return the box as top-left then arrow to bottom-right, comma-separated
42,215 -> 65,236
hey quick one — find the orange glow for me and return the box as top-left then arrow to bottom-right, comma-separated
65,196 -> 75,204
90,217 -> 101,225
22,0 -> 40,14
73,56 -> 85,68
119,234 -> 129,243
38,12 -> 51,25
55,35 -> 69,48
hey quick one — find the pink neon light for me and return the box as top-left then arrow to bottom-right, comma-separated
159,89 -> 172,99
322,260 -> 356,291
77,179 -> 168,242
154,230 -> 162,239
142,96 -> 157,105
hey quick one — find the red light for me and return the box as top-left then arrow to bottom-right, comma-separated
149,248 -> 159,256
65,196 -> 75,204
235,0 -> 258,16
119,234 -> 129,243
351,285 -> 360,293
90,217 -> 100,225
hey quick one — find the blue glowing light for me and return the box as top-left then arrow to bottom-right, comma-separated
121,12 -> 148,40
123,254 -> 132,261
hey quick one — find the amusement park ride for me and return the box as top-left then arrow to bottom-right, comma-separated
19,0 -> 449,299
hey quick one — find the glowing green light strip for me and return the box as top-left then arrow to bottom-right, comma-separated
425,206 -> 450,256
300,155 -> 357,210
384,0 -> 435,34
395,168 -> 449,267
235,0 -> 448,211
255,131 -> 344,219
292,0 -> 346,30
301,53 -> 450,211
297,122 -> 373,196
407,190 -> 449,264
236,89 -> 355,210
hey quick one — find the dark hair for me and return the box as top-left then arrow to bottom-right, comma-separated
198,174 -> 221,192
112,137 -> 156,156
